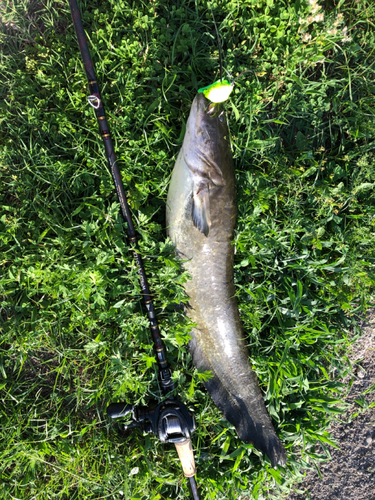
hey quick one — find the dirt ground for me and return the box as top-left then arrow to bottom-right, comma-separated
287,312 -> 375,500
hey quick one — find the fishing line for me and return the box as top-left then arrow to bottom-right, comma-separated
211,10 -> 223,82
199,14 -> 254,104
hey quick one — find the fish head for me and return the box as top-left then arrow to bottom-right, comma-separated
185,93 -> 229,167
183,92 -> 230,182
182,93 -> 232,237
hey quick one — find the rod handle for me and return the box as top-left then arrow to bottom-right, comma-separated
174,439 -> 197,478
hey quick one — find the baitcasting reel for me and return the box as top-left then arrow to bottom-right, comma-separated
107,399 -> 196,443
107,399 -> 198,480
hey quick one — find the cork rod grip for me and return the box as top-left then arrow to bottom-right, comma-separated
174,439 -> 197,477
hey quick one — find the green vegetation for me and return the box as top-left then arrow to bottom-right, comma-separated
1,0 -> 375,498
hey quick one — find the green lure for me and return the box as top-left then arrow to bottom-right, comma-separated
197,13 -> 252,104
198,79 -> 234,103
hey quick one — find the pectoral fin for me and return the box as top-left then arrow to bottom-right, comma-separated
192,186 -> 211,237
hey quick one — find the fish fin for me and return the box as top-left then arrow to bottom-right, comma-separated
189,331 -> 287,468
192,186 -> 211,237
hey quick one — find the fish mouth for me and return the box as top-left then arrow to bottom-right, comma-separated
195,92 -> 222,116
207,102 -> 222,116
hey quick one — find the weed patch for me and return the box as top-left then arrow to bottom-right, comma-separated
1,0 -> 375,498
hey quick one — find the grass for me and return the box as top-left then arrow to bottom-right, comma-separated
1,0 -> 375,498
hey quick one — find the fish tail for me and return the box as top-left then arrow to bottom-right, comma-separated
189,334 -> 287,468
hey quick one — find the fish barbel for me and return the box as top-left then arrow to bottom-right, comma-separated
166,93 -> 286,468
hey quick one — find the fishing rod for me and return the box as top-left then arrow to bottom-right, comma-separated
67,1 -> 199,498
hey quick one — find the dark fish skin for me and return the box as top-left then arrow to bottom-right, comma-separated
166,93 -> 286,468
